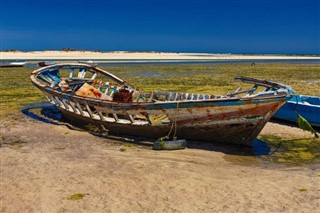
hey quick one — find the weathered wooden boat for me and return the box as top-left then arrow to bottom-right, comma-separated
30,63 -> 294,146
273,95 -> 320,127
0,61 -> 26,67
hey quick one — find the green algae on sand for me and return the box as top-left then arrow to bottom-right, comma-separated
260,135 -> 320,165
67,193 -> 89,200
1,63 -> 319,118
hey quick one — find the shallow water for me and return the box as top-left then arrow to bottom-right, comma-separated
125,70 -> 218,78
2,58 -> 319,68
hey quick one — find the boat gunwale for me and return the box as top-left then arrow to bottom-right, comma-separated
286,95 -> 320,108
30,63 -> 292,110
30,62 -> 129,88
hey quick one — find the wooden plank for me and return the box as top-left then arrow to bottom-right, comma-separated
128,114 -> 135,123
98,111 -> 106,121
68,101 -> 78,113
69,68 -> 74,78
84,102 -> 94,118
112,113 -> 119,122
91,73 -> 97,80
75,101 -> 84,116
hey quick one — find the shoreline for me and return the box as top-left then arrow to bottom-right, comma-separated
1,51 -> 320,60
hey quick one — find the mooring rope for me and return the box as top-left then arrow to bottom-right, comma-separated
173,101 -> 179,138
167,101 -> 179,138
158,101 -> 180,141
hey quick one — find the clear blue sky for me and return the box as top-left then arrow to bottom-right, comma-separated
1,0 -> 319,54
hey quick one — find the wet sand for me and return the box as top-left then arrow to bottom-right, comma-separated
1,113 -> 319,213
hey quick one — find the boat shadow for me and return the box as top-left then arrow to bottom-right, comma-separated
22,102 -> 270,156
22,102 -> 70,126
186,139 -> 270,156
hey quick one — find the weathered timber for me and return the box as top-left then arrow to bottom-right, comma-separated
30,63 -> 294,146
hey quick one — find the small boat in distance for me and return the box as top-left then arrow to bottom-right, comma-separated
0,61 -> 26,67
273,95 -> 320,127
38,61 -> 56,67
78,60 -> 97,66
30,63 -> 294,146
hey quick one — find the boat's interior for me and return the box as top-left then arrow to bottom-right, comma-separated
293,95 -> 320,106
34,64 -> 286,103
31,64 -> 293,126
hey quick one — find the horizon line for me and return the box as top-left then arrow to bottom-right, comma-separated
1,49 -> 320,56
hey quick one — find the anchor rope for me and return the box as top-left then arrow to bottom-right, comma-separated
160,101 -> 180,141
173,101 -> 179,138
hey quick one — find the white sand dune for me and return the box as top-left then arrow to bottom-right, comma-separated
1,50 -> 319,60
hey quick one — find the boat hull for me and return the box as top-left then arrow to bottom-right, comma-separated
58,98 -> 284,145
273,95 -> 320,127
0,62 -> 26,67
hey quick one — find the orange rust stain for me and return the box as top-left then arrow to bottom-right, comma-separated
89,88 -> 102,98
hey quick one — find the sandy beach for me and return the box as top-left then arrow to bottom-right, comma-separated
2,0 -> 319,211
1,51 -> 320,60
1,114 -> 319,213
1,52 -> 319,212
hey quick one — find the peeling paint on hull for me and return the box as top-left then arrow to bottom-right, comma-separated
58,97 -> 285,146
60,107 -> 260,145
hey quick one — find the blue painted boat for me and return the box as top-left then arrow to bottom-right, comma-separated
30,63 -> 294,146
273,95 -> 320,127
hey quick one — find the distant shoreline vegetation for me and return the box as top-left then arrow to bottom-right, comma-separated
0,49 -> 319,56
0,48 -> 103,53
